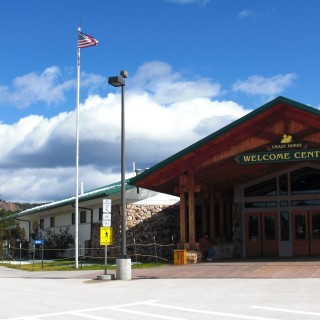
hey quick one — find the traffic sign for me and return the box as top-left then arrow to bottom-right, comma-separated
100,227 -> 113,245
103,199 -> 112,213
102,213 -> 111,227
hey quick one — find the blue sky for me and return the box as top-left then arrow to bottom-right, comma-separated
1,0 -> 320,202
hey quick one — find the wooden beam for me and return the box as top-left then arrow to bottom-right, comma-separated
226,193 -> 232,240
201,194 -> 207,235
188,169 -> 196,248
174,184 -> 201,193
179,188 -> 186,247
209,187 -> 215,239
219,197 -> 224,240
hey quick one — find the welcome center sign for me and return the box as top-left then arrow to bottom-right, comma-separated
235,149 -> 320,165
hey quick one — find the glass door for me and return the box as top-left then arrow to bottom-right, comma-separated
245,213 -> 261,257
292,211 -> 308,256
309,210 -> 320,256
262,213 -> 278,256
245,212 -> 278,257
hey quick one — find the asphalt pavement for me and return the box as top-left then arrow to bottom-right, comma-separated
1,257 -> 320,280
1,258 -> 320,320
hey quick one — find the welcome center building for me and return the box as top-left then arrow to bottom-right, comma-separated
130,96 -> 320,258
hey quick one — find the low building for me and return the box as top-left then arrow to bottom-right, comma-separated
2,181 -> 179,259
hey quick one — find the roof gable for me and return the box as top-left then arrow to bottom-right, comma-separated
0,180 -> 134,221
130,96 -> 320,193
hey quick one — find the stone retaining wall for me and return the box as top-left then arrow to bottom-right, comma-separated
89,204 -> 180,261
88,203 -> 240,261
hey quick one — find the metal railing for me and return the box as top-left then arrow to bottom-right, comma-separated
1,237 -> 177,269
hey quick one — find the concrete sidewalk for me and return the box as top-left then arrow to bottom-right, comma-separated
1,257 -> 320,280
131,258 -> 320,279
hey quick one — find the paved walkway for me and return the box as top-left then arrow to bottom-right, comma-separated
130,258 -> 320,279
2,257 -> 320,280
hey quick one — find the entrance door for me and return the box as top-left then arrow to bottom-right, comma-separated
245,212 -> 278,257
292,210 -> 320,256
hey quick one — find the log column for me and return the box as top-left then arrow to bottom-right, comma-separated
219,197 -> 224,240
201,194 -> 207,235
179,188 -> 186,247
188,169 -> 195,248
209,187 -> 216,239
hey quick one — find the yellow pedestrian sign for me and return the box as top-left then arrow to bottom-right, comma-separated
100,227 -> 113,245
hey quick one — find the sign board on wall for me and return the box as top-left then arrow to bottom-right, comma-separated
235,149 -> 320,165
235,134 -> 320,165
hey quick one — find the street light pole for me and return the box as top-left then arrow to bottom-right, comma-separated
108,70 -> 131,280
120,81 -> 126,257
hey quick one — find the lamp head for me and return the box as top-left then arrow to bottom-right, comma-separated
120,70 -> 128,78
108,76 -> 125,87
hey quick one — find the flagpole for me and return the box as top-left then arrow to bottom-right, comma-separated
74,26 -> 98,269
75,26 -> 81,269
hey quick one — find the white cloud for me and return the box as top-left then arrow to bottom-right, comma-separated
0,166 -> 118,202
232,73 -> 296,96
131,61 -> 221,104
12,67 -> 71,106
166,0 -> 210,5
0,61 -> 251,202
0,67 -> 104,109
238,9 -> 253,19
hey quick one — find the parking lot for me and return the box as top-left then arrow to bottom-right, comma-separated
1,258 -> 320,320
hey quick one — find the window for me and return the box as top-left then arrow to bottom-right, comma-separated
99,208 -> 103,221
244,202 -> 277,208
244,178 -> 277,197
39,218 -> 44,229
71,212 -> 75,225
291,199 -> 320,206
248,216 -> 258,240
312,214 -> 320,239
280,211 -> 290,241
279,174 -> 288,195
264,215 -> 276,240
291,167 -> 320,194
295,215 -> 306,239
50,217 -> 55,227
80,211 -> 86,223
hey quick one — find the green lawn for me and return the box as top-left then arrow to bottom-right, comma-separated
0,259 -> 169,271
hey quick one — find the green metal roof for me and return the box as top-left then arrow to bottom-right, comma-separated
129,96 -> 320,185
0,180 -> 133,222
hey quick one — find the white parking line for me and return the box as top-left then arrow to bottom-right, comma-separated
144,301 -> 282,320
67,311 -> 114,320
2,300 -> 156,320
111,306 -> 187,320
251,306 -> 320,317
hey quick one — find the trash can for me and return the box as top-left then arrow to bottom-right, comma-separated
173,249 -> 187,265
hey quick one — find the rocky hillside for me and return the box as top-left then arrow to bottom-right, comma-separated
0,200 -> 44,213
0,201 -> 20,212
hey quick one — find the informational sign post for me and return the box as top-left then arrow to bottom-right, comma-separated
101,199 -> 112,276
33,239 -> 45,269
100,227 -> 113,275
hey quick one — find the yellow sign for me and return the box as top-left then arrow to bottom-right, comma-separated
100,227 -> 113,245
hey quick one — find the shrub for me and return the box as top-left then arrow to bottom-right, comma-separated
43,228 -> 74,259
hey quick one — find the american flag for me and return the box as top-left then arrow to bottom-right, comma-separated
78,31 -> 99,48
